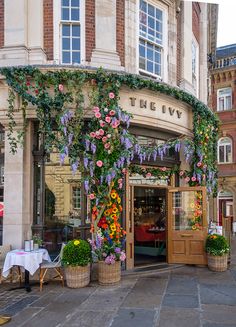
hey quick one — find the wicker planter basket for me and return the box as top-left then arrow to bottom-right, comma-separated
207,254 -> 228,272
65,264 -> 90,288
98,261 -> 121,285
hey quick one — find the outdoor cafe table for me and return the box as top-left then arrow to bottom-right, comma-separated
2,248 -> 51,292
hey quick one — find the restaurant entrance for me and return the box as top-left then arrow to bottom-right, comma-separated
133,186 -> 167,267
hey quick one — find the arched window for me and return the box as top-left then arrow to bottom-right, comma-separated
218,137 -> 232,163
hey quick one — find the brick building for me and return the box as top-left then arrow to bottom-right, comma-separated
0,1 -> 218,269
210,44 -> 236,227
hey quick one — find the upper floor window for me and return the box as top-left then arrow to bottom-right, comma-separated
217,88 -> 232,111
72,186 -> 81,211
61,0 -> 81,64
192,38 -> 199,96
139,0 -> 167,79
218,137 -> 232,163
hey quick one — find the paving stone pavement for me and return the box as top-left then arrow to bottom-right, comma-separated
0,237 -> 236,327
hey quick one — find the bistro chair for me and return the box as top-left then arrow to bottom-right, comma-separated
39,243 -> 65,291
0,245 -> 22,284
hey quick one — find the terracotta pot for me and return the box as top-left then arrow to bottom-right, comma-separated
207,254 -> 228,272
98,261 -> 121,285
65,264 -> 90,288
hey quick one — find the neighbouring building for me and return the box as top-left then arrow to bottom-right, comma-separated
0,0 -> 218,270
209,43 -> 236,229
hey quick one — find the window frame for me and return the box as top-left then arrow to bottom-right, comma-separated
137,0 -> 168,82
53,0 -> 85,65
218,137 -> 233,164
71,185 -> 81,212
217,87 -> 232,112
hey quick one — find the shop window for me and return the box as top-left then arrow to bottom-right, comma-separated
218,137 -> 232,163
0,166 -> 4,185
192,38 -> 199,96
54,0 -> 85,64
139,0 -> 167,79
217,88 -> 232,111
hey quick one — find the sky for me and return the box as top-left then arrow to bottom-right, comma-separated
184,0 -> 236,47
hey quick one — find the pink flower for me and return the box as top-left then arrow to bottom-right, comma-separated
58,84 -> 64,92
90,132 -> 96,138
102,136 -> 107,143
105,116 -> 111,123
104,143 -> 110,149
104,108 -> 108,113
112,121 -> 120,128
118,178 -> 123,184
197,162 -> 202,167
100,120 -> 105,127
185,177 -> 190,182
161,167 -> 167,172
120,251 -> 126,262
191,176 -> 197,182
109,92 -> 115,99
99,129 -> 105,136
93,106 -> 100,113
109,110 -> 115,116
89,193 -> 95,200
118,183 -> 123,189
203,164 -> 207,169
179,171 -> 184,176
95,112 -> 101,119
107,134 -> 111,139
96,160 -> 103,167
95,131 -> 100,137
146,172 -> 152,178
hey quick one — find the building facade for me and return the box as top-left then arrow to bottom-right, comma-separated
0,0 -> 218,270
209,44 -> 236,228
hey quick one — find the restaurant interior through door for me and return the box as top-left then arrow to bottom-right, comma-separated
134,186 -> 167,267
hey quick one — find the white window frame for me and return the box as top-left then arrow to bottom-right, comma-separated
137,0 -> 168,82
218,137 -> 233,164
192,37 -> 199,97
217,87 -> 232,111
53,0 -> 85,65
71,185 -> 81,211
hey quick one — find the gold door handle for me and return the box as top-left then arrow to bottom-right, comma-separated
180,234 -> 193,237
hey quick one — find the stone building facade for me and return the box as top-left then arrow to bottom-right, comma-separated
0,0 -> 218,269
209,44 -> 236,227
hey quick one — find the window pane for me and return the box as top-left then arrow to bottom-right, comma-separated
148,4 -> 155,16
62,51 -> 70,64
71,0 -> 80,6
154,50 -> 161,64
139,44 -> 145,58
71,8 -> 79,21
139,57 -> 145,70
62,38 -> 70,50
147,60 -> 153,73
72,51 -> 80,63
156,8 -> 162,21
148,16 -> 154,29
62,0 -> 69,6
62,25 -> 70,36
219,145 -> 225,162
226,145 -> 232,162
225,96 -> 231,110
62,8 -> 69,20
155,64 -> 161,76
72,25 -> 80,36
147,44 -> 153,60
72,38 -> 80,50
140,0 -> 147,11
218,97 -> 224,111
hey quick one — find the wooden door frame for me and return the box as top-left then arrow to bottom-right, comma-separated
167,186 -> 207,264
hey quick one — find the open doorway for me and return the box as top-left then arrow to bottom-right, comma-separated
134,186 -> 166,267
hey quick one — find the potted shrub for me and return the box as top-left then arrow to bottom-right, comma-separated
32,234 -> 43,250
62,239 -> 91,288
205,234 -> 230,272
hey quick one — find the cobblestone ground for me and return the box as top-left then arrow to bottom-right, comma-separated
1,237 -> 236,327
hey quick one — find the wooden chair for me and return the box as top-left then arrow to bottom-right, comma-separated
0,245 -> 22,284
39,243 -> 65,291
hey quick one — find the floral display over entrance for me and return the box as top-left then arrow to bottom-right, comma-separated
0,66 -> 219,260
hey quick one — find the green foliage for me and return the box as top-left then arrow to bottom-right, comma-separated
62,239 -> 91,267
205,234 -> 230,256
32,234 -> 43,246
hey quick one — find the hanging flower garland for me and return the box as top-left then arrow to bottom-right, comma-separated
0,66 -> 219,248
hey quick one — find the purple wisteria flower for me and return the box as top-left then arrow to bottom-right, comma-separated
59,153 -> 66,164
91,143 -> 96,154
84,157 -> 89,169
84,180 -> 89,193
71,160 -> 79,174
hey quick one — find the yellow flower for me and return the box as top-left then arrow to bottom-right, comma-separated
74,240 -> 80,246
110,224 -> 116,232
190,203 -> 195,209
117,197 -> 121,204
107,201 -> 112,207
112,207 -> 118,214
104,209 -> 110,216
111,192 -> 117,199
192,225 -> 197,230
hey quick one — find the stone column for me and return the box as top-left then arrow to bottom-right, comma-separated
3,122 -> 34,248
91,0 -> 122,70
0,0 -> 46,66
124,0 -> 137,74
199,3 -> 208,104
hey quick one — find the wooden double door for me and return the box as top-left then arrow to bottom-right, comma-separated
126,186 -> 207,269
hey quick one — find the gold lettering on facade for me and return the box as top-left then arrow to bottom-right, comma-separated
150,102 -> 156,111
169,107 -> 175,116
130,97 -> 136,106
176,110 -> 182,118
140,99 -> 147,108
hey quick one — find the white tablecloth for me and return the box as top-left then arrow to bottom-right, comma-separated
2,248 -> 51,277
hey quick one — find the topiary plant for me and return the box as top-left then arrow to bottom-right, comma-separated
205,234 -> 230,256
62,239 -> 91,267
